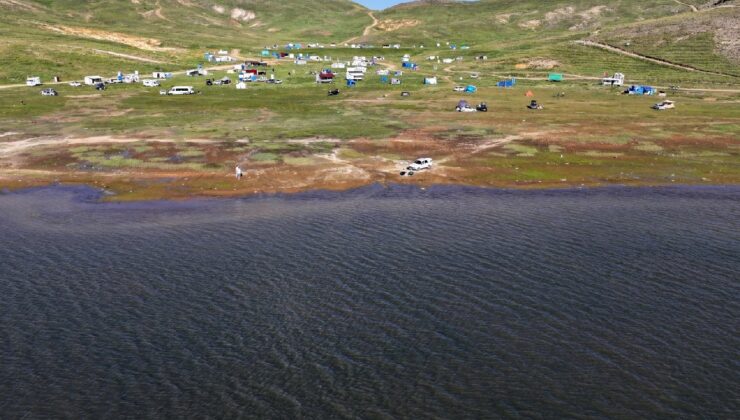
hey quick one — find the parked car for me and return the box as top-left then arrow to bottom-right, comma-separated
266,79 -> 282,84
68,81 -> 82,87
527,100 -> 543,110
328,88 -> 339,96
453,86 -> 465,92
456,100 -> 475,112
41,88 -> 58,96
401,91 -> 410,97
476,102 -> 488,112
407,158 -> 432,171
652,100 -> 675,110
94,83 -> 106,91
166,86 -> 196,95
142,79 -> 160,87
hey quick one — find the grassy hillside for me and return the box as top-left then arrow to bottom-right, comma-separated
365,0 -> 739,86
0,0 -> 738,86
0,0 -> 371,83
593,6 -> 740,76
369,0 -> 695,44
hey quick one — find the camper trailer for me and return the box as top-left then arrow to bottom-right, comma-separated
26,76 -> 42,87
84,76 -> 103,86
602,72 -> 625,87
152,71 -> 172,79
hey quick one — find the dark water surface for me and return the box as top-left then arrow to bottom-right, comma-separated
1,185 -> 738,418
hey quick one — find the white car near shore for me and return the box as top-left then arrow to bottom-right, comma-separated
68,81 -> 82,87
407,158 -> 432,171
652,100 -> 675,110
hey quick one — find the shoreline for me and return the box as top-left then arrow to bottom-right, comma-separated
2,181 -> 738,205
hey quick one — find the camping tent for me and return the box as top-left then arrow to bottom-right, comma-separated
346,79 -> 356,87
465,85 -> 477,93
525,90 -> 534,97
497,78 -> 516,88
236,82 -> 247,90
261,50 -> 271,57
548,73 -> 564,82
628,85 -> 656,95
391,78 -> 401,85
424,77 -> 438,85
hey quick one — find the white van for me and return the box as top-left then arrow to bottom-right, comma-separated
26,76 -> 41,86
142,79 -> 160,87
167,86 -> 196,95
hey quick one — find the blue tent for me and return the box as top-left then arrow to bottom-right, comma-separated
628,85 -> 656,95
380,75 -> 389,83
261,50 -> 270,57
465,85 -> 477,93
497,78 -> 516,88
346,79 -> 356,87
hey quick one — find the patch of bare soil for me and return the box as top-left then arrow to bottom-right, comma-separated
543,5 -> 610,30
39,24 -> 183,52
230,8 -> 255,22
0,0 -> 41,12
92,49 -> 165,64
376,19 -> 420,32
519,19 -> 541,29
515,58 -> 561,70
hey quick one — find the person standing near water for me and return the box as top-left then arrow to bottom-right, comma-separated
235,165 -> 243,180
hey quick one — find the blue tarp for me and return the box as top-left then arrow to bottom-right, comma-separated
629,85 -> 656,95
497,78 -> 516,88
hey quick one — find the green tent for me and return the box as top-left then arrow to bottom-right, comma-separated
548,73 -> 564,82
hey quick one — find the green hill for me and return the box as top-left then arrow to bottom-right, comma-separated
0,0 -> 737,85
0,0 -> 371,83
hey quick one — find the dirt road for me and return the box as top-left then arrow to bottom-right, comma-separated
343,11 -> 379,44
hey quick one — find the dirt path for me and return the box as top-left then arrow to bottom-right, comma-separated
673,0 -> 699,12
343,11 -> 378,44
92,49 -> 165,64
575,40 -> 738,78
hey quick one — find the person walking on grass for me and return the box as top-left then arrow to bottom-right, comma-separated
235,165 -> 243,180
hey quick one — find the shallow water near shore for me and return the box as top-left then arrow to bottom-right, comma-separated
1,184 -> 738,418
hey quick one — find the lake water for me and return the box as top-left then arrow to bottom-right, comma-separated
1,185 -> 738,418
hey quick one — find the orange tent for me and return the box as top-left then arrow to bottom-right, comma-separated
525,90 -> 534,97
